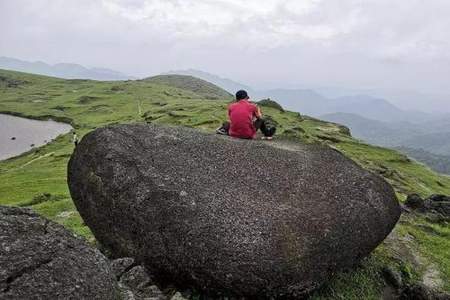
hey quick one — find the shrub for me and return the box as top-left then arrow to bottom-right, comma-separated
257,98 -> 285,112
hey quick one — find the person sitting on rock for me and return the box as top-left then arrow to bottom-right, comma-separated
72,131 -> 79,147
216,90 -> 276,140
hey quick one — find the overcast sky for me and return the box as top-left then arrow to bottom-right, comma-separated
1,0 -> 450,106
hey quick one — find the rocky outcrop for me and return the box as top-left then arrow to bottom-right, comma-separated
68,123 -> 401,298
0,205 -> 118,299
404,194 -> 450,217
405,194 -> 425,210
400,284 -> 450,300
109,257 -> 169,300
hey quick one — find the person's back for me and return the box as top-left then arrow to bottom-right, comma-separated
228,92 -> 258,139
217,89 -> 275,140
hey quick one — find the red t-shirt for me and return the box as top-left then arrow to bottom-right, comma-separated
228,100 -> 258,139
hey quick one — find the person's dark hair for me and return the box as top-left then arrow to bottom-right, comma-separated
236,90 -> 248,100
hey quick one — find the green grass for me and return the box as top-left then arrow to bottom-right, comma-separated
33,198 -> 93,241
1,69 -> 449,296
311,255 -> 385,300
397,216 -> 450,291
336,142 -> 450,198
144,74 -> 233,100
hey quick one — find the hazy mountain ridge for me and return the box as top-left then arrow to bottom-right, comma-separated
321,112 -> 450,175
0,56 -> 133,81
395,147 -> 450,175
320,112 -> 420,145
164,69 -> 439,124
315,87 -> 450,115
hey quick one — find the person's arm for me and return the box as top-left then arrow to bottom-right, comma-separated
255,105 -> 262,119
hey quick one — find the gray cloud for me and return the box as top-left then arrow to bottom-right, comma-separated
1,0 -> 450,107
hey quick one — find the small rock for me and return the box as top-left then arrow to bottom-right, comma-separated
424,199 -> 450,217
120,265 -> 166,299
405,194 -> 425,210
120,265 -> 152,291
400,284 -> 432,300
435,292 -> 450,300
111,257 -> 136,279
146,285 -> 166,299
382,266 -> 403,289
11,136 -> 16,140
171,291 -> 188,300
56,211 -> 75,218
400,283 -> 450,300
427,195 -> 450,202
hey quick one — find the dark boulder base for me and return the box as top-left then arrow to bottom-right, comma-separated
68,124 -> 401,298
0,206 -> 118,300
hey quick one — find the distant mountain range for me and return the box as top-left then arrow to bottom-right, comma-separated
0,57 -> 133,81
321,111 -> 450,156
395,147 -> 450,175
165,69 -> 437,124
320,112 -> 450,174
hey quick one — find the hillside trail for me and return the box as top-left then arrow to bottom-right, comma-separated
384,225 -> 444,290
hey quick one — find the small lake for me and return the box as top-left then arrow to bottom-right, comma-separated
0,113 -> 73,160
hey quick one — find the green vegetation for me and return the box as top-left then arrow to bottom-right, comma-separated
1,69 -> 449,297
144,74 -> 233,100
257,98 -> 285,112
336,142 -> 450,198
311,255 -> 386,300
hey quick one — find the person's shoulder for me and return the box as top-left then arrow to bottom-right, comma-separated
248,101 -> 258,110
228,102 -> 236,109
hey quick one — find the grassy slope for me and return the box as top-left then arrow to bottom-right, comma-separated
1,69 -> 449,297
145,74 -> 233,100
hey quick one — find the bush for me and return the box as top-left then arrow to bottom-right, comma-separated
111,85 -> 126,92
257,98 -> 284,112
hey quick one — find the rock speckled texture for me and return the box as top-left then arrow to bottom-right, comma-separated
111,257 -> 136,279
68,123 -> 401,298
0,206 -> 118,300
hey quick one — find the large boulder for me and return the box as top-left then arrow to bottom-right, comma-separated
0,206 -> 119,299
68,124 -> 401,298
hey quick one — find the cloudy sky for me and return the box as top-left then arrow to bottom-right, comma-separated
1,0 -> 450,107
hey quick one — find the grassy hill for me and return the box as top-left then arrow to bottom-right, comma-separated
144,74 -> 233,100
1,69 -> 449,298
